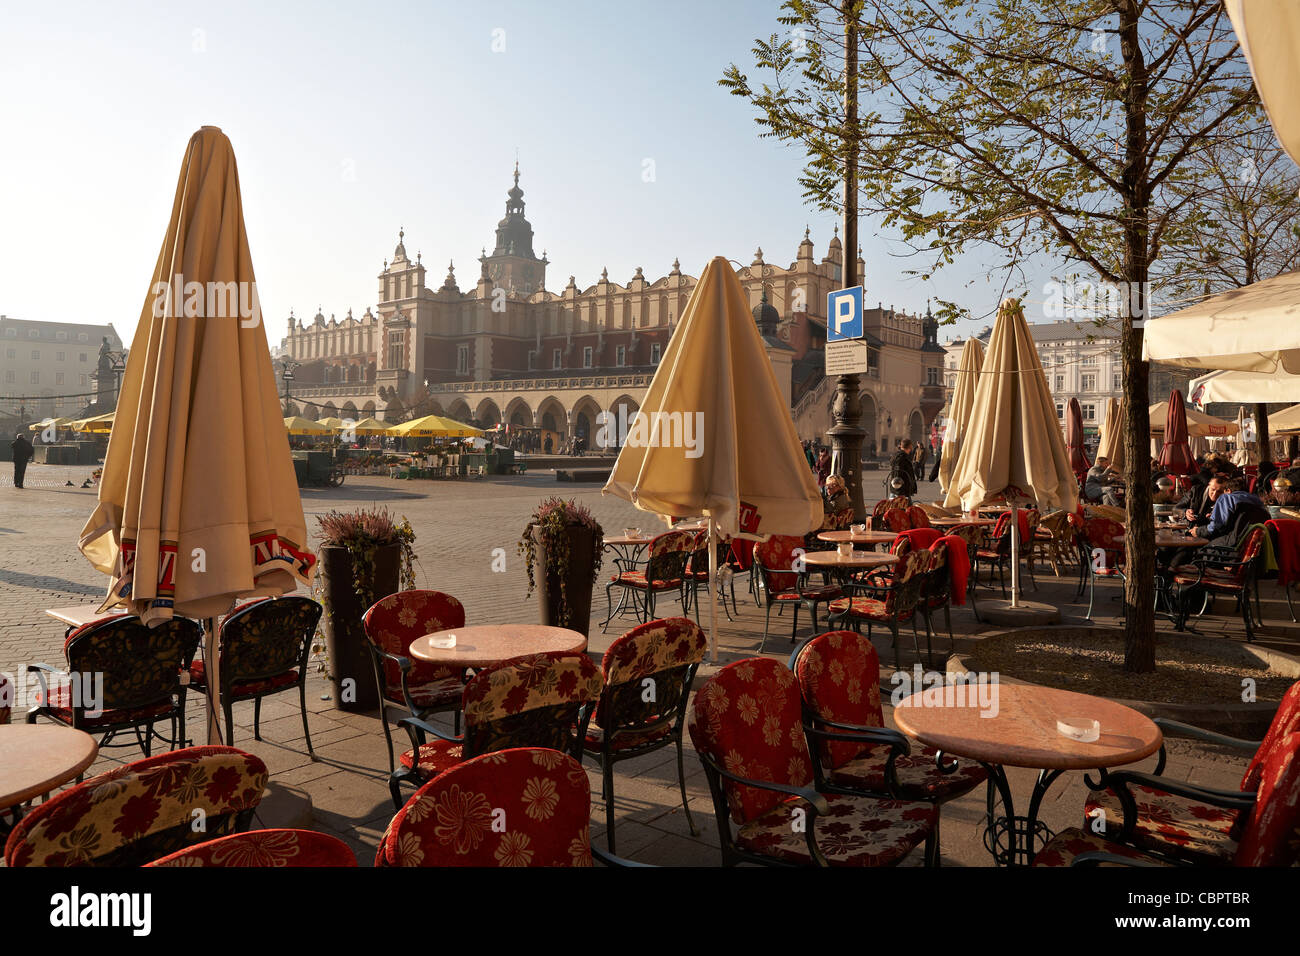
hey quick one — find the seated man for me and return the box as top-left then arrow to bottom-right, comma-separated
1194,476 -> 1271,549
1085,457 -> 1123,507
1152,476 -> 1179,504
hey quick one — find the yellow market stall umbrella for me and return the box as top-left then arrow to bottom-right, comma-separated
79,127 -> 315,744
945,298 -> 1077,612
347,417 -> 393,434
316,417 -> 345,429
1096,396 -> 1125,473
70,412 -> 115,433
430,415 -> 482,438
604,256 -> 821,660
389,414 -> 452,438
1147,401 -> 1239,438
29,417 -> 73,432
938,336 -> 985,494
283,415 -> 332,436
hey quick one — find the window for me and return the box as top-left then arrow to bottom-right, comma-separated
527,349 -> 536,370
1082,354 -> 1097,365
615,345 -> 626,367
583,347 -> 593,368
4,370 -> 13,383
456,344 -> 469,375
30,350 -> 39,360
1056,403 -> 1064,419
553,348 -> 562,370
1083,404 -> 1096,422
56,351 -> 64,362
4,349 -> 12,359
651,343 -> 661,364
30,370 -> 39,384
386,331 -> 403,369
78,333 -> 88,341
79,353 -> 87,363
56,331 -> 67,341
1082,373 -> 1096,391
926,366 -> 939,385
1113,374 -> 1122,390
28,329 -> 38,338
3,328 -> 15,337
1054,376 -> 1064,391
55,372 -> 64,385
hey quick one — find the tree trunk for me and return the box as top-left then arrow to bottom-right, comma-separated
1255,403 -> 1271,468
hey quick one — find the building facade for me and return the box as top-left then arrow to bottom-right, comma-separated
0,315 -> 124,421
278,166 -> 946,453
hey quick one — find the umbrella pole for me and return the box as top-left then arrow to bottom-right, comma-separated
707,517 -> 719,664
202,616 -> 224,745
1010,503 -> 1020,609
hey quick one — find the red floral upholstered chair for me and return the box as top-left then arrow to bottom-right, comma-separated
583,617 -> 707,852
26,615 -> 202,754
188,596 -> 321,757
1077,515 -> 1126,619
827,548 -> 931,669
1172,526 -> 1268,641
905,506 -> 931,530
919,538 -> 956,663
0,673 -> 10,725
752,535 -> 843,652
389,651 -> 603,808
1035,732 -> 1300,867
871,498 -> 909,524
790,631 -> 985,857
685,531 -> 738,623
1081,680 -> 1300,864
363,590 -> 470,775
376,748 -> 631,867
687,657 -> 938,867
146,828 -> 357,867
4,746 -> 268,867
604,530 -> 693,631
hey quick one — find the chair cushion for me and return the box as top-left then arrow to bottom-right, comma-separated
799,585 -> 843,601
734,792 -> 936,866
829,746 -> 988,801
1084,784 -> 1241,864
1032,827 -> 1166,867
1173,567 -> 1245,590
188,661 -> 298,698
383,677 -> 465,710
610,570 -> 683,590
43,680 -> 175,729
827,597 -> 903,621
584,720 -> 672,753
398,739 -> 465,779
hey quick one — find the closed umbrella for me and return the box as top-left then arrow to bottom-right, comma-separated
945,298 -> 1077,609
938,336 -> 985,493
1158,390 -> 1196,477
1232,407 -> 1255,467
603,256 -> 821,659
1065,398 -> 1090,487
79,127 -> 315,744
1097,396 -> 1125,473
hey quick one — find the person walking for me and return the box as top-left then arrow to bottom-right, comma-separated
889,439 -> 918,499
11,431 -> 33,489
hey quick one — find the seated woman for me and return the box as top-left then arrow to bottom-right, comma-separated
821,474 -> 850,527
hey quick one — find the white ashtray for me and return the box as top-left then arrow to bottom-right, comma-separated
1057,718 -> 1100,742
430,633 -> 457,649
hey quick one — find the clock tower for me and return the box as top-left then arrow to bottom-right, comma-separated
478,163 -> 548,296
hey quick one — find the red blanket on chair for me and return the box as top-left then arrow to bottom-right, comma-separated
897,527 -> 942,552
936,535 -> 970,605
1267,519 -> 1300,586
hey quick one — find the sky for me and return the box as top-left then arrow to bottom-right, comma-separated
1,0 -> 1028,350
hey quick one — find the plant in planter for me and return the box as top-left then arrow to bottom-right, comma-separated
313,506 -> 418,711
518,497 -> 604,637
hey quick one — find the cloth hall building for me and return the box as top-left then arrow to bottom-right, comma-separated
277,167 -> 946,455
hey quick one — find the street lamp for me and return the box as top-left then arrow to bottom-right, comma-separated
278,358 -> 299,409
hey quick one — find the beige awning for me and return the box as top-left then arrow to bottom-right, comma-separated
1225,0 -> 1300,166
1189,368 -> 1300,405
944,297 -> 1078,513
938,336 -> 985,494
1148,401 -> 1239,438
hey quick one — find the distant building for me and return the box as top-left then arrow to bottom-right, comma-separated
0,315 -> 123,421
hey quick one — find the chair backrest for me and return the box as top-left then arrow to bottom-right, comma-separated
830,507 -> 855,531
792,631 -> 885,769
926,538 -> 952,604
1242,681 -> 1300,791
881,509 -> 913,533
596,617 -> 707,740
1082,516 -> 1126,564
375,748 -> 594,867
146,828 -> 357,867
871,497 -> 908,520
363,590 -> 465,689
687,657 -> 811,825
905,506 -> 931,529
460,652 -> 603,759
219,596 -> 321,686
890,548 -> 932,617
1234,732 -> 1300,867
1238,526 -> 1267,566
4,746 -> 268,867
645,531 -> 694,583
61,615 -> 202,723
754,534 -> 805,593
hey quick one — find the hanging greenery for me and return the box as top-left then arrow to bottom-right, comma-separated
518,496 -> 604,626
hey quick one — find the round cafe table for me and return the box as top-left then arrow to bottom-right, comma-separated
0,725 -> 98,814
929,516 -> 997,528
409,624 -> 588,670
817,530 -> 898,547
800,550 -> 899,571
894,684 -> 1162,867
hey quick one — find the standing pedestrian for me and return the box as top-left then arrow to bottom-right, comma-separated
815,448 -> 832,487
11,431 -> 33,489
889,439 -> 918,499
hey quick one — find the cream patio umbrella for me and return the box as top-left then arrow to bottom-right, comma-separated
603,256 -> 822,660
1147,401 -> 1238,439
1096,396 -> 1125,473
945,298 -> 1077,611
79,127 -> 315,744
1265,403 -> 1300,433
1226,0 -> 1300,165
937,336 -> 985,494
1189,368 -> 1300,405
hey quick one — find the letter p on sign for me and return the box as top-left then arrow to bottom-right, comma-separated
826,287 -> 864,341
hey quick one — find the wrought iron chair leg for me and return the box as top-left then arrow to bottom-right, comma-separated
379,703 -> 397,776
254,696 -> 262,741
924,821 -> 940,867
1087,570 -> 1096,620
299,681 -> 315,760
224,700 -> 235,748
676,736 -> 699,837
760,603 -> 772,653
1288,581 -> 1298,623
604,762 -> 618,853
791,602 -> 800,644
891,621 -> 902,671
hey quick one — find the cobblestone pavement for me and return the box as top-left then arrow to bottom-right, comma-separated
1,462 -> 1291,866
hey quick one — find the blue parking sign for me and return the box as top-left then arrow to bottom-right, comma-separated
827,286 -> 863,341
